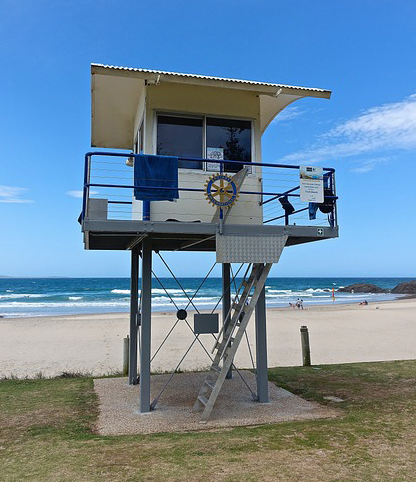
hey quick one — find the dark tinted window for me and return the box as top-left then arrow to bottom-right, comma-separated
157,115 -> 203,169
206,118 -> 251,172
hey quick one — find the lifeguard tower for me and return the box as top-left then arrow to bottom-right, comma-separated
81,64 -> 338,422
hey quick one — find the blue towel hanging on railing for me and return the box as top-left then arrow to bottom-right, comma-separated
308,172 -> 330,220
309,203 -> 319,220
134,154 -> 179,201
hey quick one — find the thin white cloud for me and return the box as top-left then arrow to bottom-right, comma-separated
66,190 -> 98,198
282,94 -> 416,165
272,106 -> 304,124
350,158 -> 389,174
0,186 -> 34,203
66,190 -> 84,198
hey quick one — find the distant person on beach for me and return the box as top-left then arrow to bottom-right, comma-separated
296,298 -> 304,310
359,300 -> 368,306
289,302 -> 296,309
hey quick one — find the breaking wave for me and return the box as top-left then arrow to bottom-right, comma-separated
0,293 -> 44,299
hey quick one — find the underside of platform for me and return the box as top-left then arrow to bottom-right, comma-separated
82,219 -> 338,250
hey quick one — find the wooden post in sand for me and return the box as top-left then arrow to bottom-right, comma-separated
123,336 -> 129,376
300,326 -> 311,366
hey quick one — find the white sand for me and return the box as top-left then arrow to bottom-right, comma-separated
1,299 -> 415,378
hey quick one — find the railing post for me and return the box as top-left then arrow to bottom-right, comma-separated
332,171 -> 338,228
82,154 -> 91,221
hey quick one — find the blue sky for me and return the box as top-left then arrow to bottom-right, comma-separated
1,0 -> 415,277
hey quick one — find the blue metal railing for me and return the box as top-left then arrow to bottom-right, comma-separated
82,151 -> 337,227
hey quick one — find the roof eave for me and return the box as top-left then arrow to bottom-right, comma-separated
91,63 -> 331,100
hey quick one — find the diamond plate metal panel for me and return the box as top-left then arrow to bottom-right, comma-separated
216,234 -> 288,263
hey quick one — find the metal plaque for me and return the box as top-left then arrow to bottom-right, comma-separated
216,234 -> 288,263
194,313 -> 219,334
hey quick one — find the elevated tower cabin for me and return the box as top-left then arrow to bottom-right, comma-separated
81,63 -> 338,421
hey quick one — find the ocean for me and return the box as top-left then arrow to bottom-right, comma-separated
0,277 -> 410,318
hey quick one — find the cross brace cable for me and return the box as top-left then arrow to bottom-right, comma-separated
157,252 -> 205,313
150,336 -> 199,410
184,261 -> 217,311
209,262 -> 245,315
149,261 -> 217,408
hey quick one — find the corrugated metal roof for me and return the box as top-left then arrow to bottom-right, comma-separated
91,63 -> 330,95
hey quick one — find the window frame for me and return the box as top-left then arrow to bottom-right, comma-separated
154,111 -> 255,175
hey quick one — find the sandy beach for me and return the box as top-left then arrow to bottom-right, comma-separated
1,299 -> 415,378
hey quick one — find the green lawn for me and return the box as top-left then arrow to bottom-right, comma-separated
1,361 -> 416,482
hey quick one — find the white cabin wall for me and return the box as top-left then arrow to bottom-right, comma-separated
134,82 -> 264,224
131,86 -> 147,220
133,85 -> 146,137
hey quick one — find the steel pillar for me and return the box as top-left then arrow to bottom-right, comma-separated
255,266 -> 269,402
222,263 -> 232,379
128,248 -> 139,385
140,237 -> 152,412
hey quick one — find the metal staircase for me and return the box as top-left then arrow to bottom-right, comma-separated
192,262 -> 273,423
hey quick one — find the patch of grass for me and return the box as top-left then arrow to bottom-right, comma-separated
1,360 -> 416,481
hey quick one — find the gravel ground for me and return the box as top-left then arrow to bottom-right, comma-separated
94,371 -> 337,435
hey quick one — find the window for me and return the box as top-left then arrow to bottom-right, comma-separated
157,115 -> 203,169
134,121 -> 144,154
206,118 -> 251,172
156,114 -> 252,172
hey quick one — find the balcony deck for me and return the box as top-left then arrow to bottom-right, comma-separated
82,219 -> 338,251
81,152 -> 338,251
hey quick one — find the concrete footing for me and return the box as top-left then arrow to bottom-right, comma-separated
94,371 -> 337,435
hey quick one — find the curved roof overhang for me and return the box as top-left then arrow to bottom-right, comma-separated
91,63 -> 331,149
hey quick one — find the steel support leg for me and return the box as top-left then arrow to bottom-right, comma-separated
128,248 -> 139,385
255,268 -> 269,402
140,238 -> 152,412
222,263 -> 232,379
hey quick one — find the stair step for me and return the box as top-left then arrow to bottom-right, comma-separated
215,340 -> 227,351
212,365 -> 221,373
198,396 -> 208,406
204,380 -> 215,390
223,347 -> 232,358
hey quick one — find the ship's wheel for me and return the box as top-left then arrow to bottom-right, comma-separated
204,173 -> 238,207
